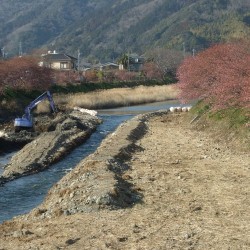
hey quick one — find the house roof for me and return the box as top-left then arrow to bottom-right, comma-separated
128,53 -> 144,59
91,62 -> 119,70
43,53 -> 77,61
102,62 -> 119,67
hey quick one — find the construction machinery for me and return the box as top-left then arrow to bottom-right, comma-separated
14,91 -> 56,131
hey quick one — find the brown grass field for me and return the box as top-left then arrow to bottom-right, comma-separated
50,84 -> 179,111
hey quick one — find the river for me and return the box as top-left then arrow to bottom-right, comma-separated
0,100 -> 181,223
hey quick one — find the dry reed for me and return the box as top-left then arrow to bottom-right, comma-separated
53,84 -> 179,111
35,100 -> 53,114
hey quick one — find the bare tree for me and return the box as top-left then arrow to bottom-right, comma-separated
145,48 -> 183,80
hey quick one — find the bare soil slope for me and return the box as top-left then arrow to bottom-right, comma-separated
0,112 -> 249,250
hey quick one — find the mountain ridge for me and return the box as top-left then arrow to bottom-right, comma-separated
0,0 -> 249,61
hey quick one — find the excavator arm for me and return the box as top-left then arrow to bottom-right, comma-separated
14,91 -> 57,131
23,91 -> 56,121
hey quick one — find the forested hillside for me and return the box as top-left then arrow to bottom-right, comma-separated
0,0 -> 249,61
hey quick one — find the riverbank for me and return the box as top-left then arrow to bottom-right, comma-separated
0,109 -> 101,184
0,111 -> 250,249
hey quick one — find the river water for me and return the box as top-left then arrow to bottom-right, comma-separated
0,100 -> 180,223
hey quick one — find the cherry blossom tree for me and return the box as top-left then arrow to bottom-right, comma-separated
84,70 -> 98,82
54,70 -> 81,85
142,62 -> 162,80
0,56 -> 53,94
114,70 -> 137,82
177,40 -> 250,109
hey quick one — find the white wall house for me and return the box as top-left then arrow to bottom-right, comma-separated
40,51 -> 77,70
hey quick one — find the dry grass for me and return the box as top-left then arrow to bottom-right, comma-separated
34,100 -> 53,114
54,85 -> 179,110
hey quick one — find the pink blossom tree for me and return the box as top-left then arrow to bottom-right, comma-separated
177,40 -> 250,109
0,56 -> 53,94
142,62 -> 163,80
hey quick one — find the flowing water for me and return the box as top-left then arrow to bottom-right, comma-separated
0,100 -> 181,223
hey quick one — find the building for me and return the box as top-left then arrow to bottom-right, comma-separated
40,51 -> 77,70
119,53 -> 145,71
92,62 -> 119,71
128,54 -> 144,71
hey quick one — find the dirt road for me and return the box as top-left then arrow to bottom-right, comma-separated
0,112 -> 249,249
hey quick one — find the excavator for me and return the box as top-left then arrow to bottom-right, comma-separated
14,91 -> 57,132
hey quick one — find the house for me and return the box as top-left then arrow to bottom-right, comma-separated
128,54 -> 144,71
91,62 -> 119,71
40,51 -> 77,70
119,53 -> 145,71
98,62 -> 119,71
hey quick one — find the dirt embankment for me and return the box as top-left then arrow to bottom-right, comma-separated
0,110 -> 101,185
0,111 -> 250,249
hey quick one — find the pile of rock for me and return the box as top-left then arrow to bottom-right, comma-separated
0,109 -> 101,185
25,112 -> 151,220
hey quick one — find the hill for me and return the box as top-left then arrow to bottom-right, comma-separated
0,0 -> 249,61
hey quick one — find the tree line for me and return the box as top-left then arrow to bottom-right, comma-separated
0,49 -> 183,95
0,39 -> 249,112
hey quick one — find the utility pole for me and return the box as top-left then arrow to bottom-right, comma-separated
1,47 -> 5,59
19,42 -> 23,57
182,42 -> 186,58
77,49 -> 83,83
192,48 -> 195,57
77,49 -> 81,71
127,50 -> 130,72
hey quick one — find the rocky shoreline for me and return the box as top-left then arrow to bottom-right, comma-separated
0,109 -> 101,185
